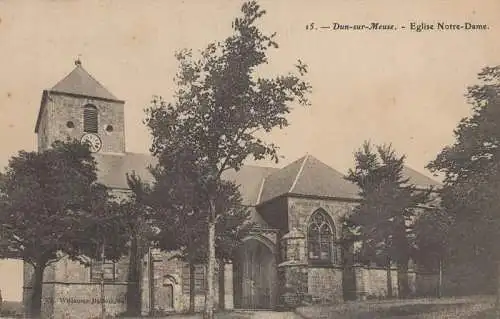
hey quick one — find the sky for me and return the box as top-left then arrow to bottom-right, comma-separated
0,0 -> 499,301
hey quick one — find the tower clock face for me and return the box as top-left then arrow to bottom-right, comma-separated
81,133 -> 102,153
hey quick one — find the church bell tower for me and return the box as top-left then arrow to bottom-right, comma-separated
34,59 -> 126,154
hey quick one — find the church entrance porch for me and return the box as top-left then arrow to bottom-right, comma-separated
233,237 -> 277,310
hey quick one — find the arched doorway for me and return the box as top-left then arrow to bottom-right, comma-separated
154,275 -> 176,312
233,237 -> 277,309
160,283 -> 173,310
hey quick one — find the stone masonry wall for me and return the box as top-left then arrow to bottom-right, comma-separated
37,99 -> 49,151
287,197 -> 356,243
42,92 -> 125,154
352,265 -> 438,299
51,284 -> 127,319
285,197 -> 356,302
353,265 -> 399,299
148,250 -> 233,314
308,267 -> 343,303
23,250 -> 234,318
24,256 -> 130,319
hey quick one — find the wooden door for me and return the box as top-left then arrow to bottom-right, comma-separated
236,239 -> 275,309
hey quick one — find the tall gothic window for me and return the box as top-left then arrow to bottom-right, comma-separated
308,209 -> 336,264
83,104 -> 98,133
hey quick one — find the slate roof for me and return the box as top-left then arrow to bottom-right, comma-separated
258,156 -> 306,203
50,61 -> 120,101
259,155 -> 361,203
35,61 -> 123,133
402,166 -> 441,189
93,153 -> 157,189
289,155 -> 363,199
93,153 -> 440,205
221,166 -> 278,206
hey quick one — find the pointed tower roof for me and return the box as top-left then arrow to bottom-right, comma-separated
35,59 -> 123,133
49,59 -> 120,101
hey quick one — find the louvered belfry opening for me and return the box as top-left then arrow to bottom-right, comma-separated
83,104 -> 98,133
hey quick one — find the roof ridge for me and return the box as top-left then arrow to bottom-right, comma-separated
256,176 -> 267,205
403,164 -> 442,186
78,65 -> 118,100
289,154 -> 309,193
51,68 -> 77,91
243,164 -> 278,170
50,64 -> 119,101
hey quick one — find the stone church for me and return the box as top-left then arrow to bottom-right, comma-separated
23,61 -> 441,318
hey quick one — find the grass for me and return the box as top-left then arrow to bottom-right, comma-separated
127,297 -> 498,318
296,296 -> 496,319
118,310 -> 257,319
3,297 -> 498,318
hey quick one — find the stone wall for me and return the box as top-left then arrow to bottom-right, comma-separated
223,263 -> 234,310
150,250 -> 194,313
308,267 -> 343,302
277,197 -> 355,305
354,265 -> 398,299
50,284 -> 127,319
351,265 -> 439,300
39,92 -> 125,154
37,96 -> 49,151
23,255 -> 130,319
281,196 -> 440,303
146,249 -> 233,314
287,197 -> 356,237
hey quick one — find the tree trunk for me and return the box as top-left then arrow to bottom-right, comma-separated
397,259 -> 409,299
437,258 -> 443,299
189,262 -> 195,313
30,262 -> 46,318
218,259 -> 225,310
147,247 -> 153,314
126,236 -> 141,316
100,240 -> 106,319
386,257 -> 393,298
496,259 -> 500,310
204,219 -> 216,319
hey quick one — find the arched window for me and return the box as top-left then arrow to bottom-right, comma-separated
83,104 -> 98,133
308,210 -> 336,264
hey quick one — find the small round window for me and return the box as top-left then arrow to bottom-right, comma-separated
66,121 -> 75,129
105,125 -> 114,132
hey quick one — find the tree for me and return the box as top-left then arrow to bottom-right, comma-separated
0,140 -> 110,317
413,207 -> 453,297
427,66 -> 500,304
144,1 -> 311,317
143,147 -> 253,312
345,141 -> 431,298
100,173 -> 155,316
76,173 -> 154,317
